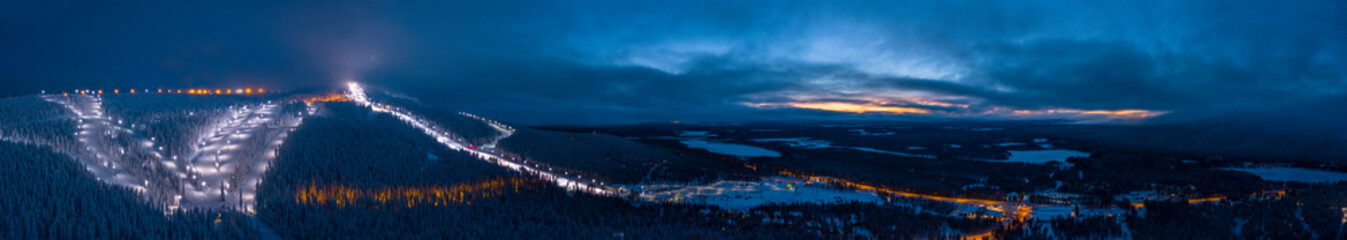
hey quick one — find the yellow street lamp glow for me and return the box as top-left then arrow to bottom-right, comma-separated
130,89 -> 135,94
113,89 -> 119,94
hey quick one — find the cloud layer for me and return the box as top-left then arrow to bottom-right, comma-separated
2,0 -> 1343,125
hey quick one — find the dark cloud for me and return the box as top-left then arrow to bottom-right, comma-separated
2,0 -> 1343,125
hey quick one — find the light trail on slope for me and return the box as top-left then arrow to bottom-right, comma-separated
346,82 -> 616,196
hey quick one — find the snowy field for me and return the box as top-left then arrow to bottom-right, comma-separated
1219,167 -> 1347,183
680,139 -> 782,158
637,177 -> 882,210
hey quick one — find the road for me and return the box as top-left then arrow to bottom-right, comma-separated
347,83 -> 618,196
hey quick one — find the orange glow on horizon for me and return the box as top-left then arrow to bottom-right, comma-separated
1011,108 -> 1165,119
745,99 -> 1165,120
786,102 -> 931,114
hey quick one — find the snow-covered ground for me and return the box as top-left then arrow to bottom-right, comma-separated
42,94 -> 309,214
179,102 -> 307,213
1219,167 -> 1347,183
636,177 -> 882,210
680,139 -> 781,158
43,95 -> 152,193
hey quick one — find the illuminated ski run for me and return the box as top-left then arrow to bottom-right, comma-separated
41,93 -> 310,214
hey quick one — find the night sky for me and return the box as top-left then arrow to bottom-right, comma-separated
3,1 -> 1344,125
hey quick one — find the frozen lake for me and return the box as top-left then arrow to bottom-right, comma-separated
637,177 -> 882,210
980,149 -> 1089,167
1006,150 -> 1089,164
680,139 -> 781,158
1219,167 -> 1347,183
